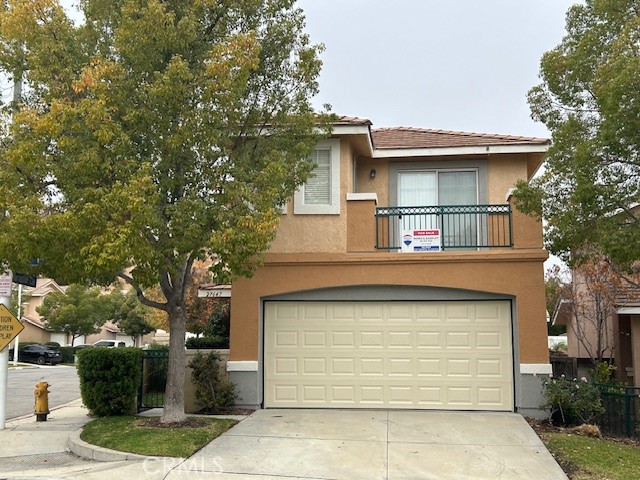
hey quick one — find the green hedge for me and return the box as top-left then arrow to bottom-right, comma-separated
77,347 -> 143,416
185,336 -> 228,349
59,346 -> 75,363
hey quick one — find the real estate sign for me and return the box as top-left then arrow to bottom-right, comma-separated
0,273 -> 11,297
401,229 -> 441,252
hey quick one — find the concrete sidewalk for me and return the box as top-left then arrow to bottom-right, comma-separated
0,399 -> 159,479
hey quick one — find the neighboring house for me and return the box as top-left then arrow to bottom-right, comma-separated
19,278 -> 67,345
17,278 -> 150,347
227,116 -> 551,417
553,267 -> 640,386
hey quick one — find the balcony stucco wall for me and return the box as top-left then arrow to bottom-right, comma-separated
268,137 -> 353,253
509,196 -> 544,249
346,198 -> 377,253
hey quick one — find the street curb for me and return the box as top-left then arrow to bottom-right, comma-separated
68,429 -> 181,462
7,397 -> 86,423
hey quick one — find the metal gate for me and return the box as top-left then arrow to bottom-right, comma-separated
597,384 -> 640,438
138,349 -> 169,411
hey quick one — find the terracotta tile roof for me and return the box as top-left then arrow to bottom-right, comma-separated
371,126 -> 550,149
617,284 -> 640,308
335,115 -> 373,126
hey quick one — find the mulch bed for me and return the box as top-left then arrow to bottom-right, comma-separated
135,417 -> 211,428
194,407 -> 256,416
527,418 -> 640,447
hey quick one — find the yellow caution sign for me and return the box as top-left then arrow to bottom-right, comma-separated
0,304 -> 23,352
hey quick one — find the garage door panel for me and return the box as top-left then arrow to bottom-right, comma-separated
416,304 -> 444,322
360,304 -> 385,321
265,301 -> 513,410
267,379 -> 514,409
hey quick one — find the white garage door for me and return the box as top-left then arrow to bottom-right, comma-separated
264,301 -> 513,410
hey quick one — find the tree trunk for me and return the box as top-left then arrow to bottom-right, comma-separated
161,306 -> 188,423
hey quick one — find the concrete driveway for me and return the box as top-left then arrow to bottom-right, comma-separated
167,409 -> 568,480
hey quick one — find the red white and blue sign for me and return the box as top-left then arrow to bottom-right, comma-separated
401,229 -> 441,252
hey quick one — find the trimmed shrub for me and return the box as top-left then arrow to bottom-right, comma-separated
59,346 -> 75,363
185,336 -> 228,349
188,352 -> 236,413
77,347 -> 143,416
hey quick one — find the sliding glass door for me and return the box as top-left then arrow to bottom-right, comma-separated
398,170 -> 478,249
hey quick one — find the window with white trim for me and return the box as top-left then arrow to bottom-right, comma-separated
294,139 -> 340,214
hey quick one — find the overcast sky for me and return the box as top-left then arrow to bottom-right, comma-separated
54,1 -> 577,138
297,0 -> 578,139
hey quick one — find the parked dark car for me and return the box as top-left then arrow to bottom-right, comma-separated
18,344 -> 63,365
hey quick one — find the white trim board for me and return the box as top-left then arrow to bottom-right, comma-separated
520,363 -> 553,375
346,192 -> 378,204
226,361 -> 259,372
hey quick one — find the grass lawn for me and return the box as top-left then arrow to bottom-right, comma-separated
540,431 -> 640,480
80,415 -> 237,458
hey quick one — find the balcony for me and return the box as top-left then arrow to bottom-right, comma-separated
375,204 -> 512,251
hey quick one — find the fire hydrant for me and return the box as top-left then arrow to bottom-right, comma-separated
34,381 -> 50,422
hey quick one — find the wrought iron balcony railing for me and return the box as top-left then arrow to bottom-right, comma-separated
375,204 -> 512,251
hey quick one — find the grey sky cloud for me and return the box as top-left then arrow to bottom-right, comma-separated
298,0 -> 577,138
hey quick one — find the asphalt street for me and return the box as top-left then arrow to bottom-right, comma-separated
5,365 -> 81,419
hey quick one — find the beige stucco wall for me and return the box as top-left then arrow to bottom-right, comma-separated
230,250 -> 549,365
233,136 -> 549,377
18,322 -> 50,344
346,198 -> 377,253
22,296 -> 44,320
273,137 -> 534,252
487,155 -> 528,204
268,137 -> 354,253
356,157 -> 388,206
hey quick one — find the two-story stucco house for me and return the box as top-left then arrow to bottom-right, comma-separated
227,116 -> 551,417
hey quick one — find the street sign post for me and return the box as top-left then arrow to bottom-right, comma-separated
0,291 -> 16,429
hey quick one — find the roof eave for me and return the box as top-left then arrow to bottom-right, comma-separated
372,143 -> 550,159
330,124 -> 374,156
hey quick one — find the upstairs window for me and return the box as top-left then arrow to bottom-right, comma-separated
304,148 -> 331,205
294,139 -> 340,214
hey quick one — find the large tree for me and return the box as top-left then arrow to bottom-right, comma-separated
514,0 -> 640,269
0,0 -> 330,422
37,284 -> 111,346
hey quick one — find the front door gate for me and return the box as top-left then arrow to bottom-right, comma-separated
138,349 -> 169,411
